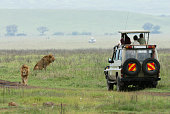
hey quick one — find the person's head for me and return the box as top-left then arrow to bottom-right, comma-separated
122,33 -> 125,38
133,35 -> 138,40
139,33 -> 143,38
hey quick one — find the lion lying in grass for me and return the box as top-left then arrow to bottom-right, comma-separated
33,54 -> 55,70
21,64 -> 29,86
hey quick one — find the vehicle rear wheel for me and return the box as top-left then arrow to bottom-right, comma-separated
138,82 -> 145,89
152,81 -> 158,88
143,81 -> 157,88
116,77 -> 124,91
107,78 -> 114,91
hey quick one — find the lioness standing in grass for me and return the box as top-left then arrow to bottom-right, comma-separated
21,64 -> 29,86
33,54 -> 55,70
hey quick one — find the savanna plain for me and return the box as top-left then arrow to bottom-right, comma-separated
0,9 -> 170,114
0,47 -> 169,113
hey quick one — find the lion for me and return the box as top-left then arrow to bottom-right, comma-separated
21,64 -> 29,86
8,102 -> 18,106
33,54 -> 55,70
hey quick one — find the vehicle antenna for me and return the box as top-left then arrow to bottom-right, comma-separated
124,12 -> 130,30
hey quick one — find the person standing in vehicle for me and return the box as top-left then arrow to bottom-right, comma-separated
125,33 -> 131,44
120,33 -> 131,45
120,33 -> 125,45
132,35 -> 140,45
138,33 -> 146,45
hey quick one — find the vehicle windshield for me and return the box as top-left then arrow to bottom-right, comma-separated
125,49 -> 153,62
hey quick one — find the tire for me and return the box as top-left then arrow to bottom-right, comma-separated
122,58 -> 141,76
107,78 -> 114,91
144,81 -> 152,88
104,66 -> 110,79
143,81 -> 157,88
138,83 -> 145,89
152,81 -> 158,88
116,77 -> 124,91
142,58 -> 160,76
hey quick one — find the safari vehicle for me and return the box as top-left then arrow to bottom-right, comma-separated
104,30 -> 161,91
88,37 -> 96,43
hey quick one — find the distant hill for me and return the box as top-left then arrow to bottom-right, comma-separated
0,9 -> 170,36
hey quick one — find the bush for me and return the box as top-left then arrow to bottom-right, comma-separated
16,33 -> 27,36
53,32 -> 64,36
72,32 -> 79,36
81,32 -> 92,35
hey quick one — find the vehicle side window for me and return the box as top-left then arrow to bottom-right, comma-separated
119,50 -> 122,60
115,50 -> 119,60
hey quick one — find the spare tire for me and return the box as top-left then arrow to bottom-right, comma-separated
142,58 -> 160,76
122,58 -> 141,76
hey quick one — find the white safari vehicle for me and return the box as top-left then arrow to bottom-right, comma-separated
88,37 -> 96,43
104,30 -> 161,91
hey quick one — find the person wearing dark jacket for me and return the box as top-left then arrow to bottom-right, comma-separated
120,33 -> 131,45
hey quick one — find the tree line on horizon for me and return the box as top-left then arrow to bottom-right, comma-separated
2,25 -> 92,37
1,22 -> 161,37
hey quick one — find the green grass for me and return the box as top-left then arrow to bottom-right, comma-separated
0,49 -> 170,113
0,49 -> 109,89
0,9 -> 170,35
0,88 -> 170,113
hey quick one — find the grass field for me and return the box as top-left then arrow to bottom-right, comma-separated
0,49 -> 170,113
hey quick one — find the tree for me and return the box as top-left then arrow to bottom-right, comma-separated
37,26 -> 48,35
72,31 -> 79,35
142,23 -> 153,30
152,25 -> 161,34
142,23 -> 161,34
81,32 -> 92,35
6,25 -> 18,36
53,32 -> 64,36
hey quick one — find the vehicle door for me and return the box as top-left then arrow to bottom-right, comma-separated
109,49 -> 122,80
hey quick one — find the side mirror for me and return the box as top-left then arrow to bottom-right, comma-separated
108,58 -> 114,63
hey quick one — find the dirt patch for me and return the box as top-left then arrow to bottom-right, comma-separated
0,80 -> 39,89
0,80 -> 22,86
0,80 -> 62,89
0,107 -> 17,112
0,108 -> 8,110
136,91 -> 170,97
0,80 -> 170,97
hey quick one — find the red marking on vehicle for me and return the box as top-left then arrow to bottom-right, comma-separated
147,62 -> 155,71
128,63 -> 136,71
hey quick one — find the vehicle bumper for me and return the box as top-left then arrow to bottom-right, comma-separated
121,77 -> 161,82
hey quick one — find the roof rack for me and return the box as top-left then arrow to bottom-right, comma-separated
118,30 -> 150,45
118,30 -> 150,34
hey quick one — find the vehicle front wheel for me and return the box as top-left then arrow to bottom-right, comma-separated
107,78 -> 114,91
116,77 -> 124,91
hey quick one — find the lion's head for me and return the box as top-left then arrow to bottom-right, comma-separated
48,54 -> 55,63
21,64 -> 29,76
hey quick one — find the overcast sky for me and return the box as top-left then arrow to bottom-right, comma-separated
0,0 -> 170,15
